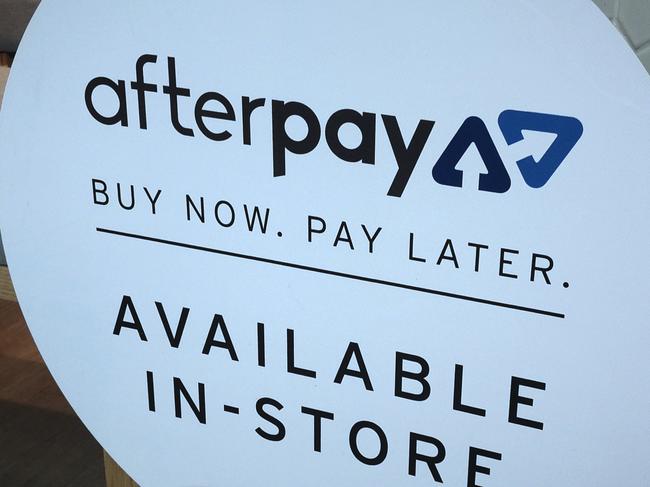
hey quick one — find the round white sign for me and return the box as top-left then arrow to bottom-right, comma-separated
1,1 -> 649,485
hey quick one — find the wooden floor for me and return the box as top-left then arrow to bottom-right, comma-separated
0,298 -> 105,486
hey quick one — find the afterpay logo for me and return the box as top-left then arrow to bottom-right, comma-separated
84,55 -> 584,196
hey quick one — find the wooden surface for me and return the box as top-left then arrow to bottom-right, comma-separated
0,298 -> 104,486
0,266 -> 16,302
104,452 -> 138,487
0,267 -> 137,485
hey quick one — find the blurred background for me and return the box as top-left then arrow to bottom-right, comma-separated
0,0 -> 649,486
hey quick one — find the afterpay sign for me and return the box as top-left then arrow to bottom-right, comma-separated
84,54 -> 584,195
1,1 -> 649,486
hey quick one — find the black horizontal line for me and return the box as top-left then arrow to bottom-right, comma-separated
223,405 -> 240,415
96,227 -> 565,319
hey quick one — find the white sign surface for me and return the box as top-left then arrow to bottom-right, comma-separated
1,1 -> 650,485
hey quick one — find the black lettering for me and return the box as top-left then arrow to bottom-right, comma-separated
437,239 -> 459,268
255,397 -> 285,442
257,322 -> 266,367
409,233 -> 426,263
195,92 -> 235,141
301,406 -> 334,453
214,200 -> 236,228
453,364 -> 486,417
468,242 -> 489,272
349,421 -> 388,466
155,301 -> 189,348
186,195 -> 205,222
334,342 -> 373,391
146,370 -> 156,412
333,221 -> 354,250
499,248 -> 519,279
272,100 -> 321,177
113,295 -> 147,341
395,352 -> 431,401
92,178 -> 109,205
163,57 -> 194,136
382,115 -> 435,197
242,96 -> 266,145
143,187 -> 162,215
287,329 -> 317,378
361,225 -> 382,253
467,447 -> 502,487
117,183 -> 135,210
409,433 -> 446,483
325,109 -> 376,164
244,205 -> 270,233
173,377 -> 206,424
509,376 -> 546,430
531,253 -> 554,285
202,314 -> 239,361
130,54 -> 158,130
85,77 -> 128,126
308,215 -> 326,243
